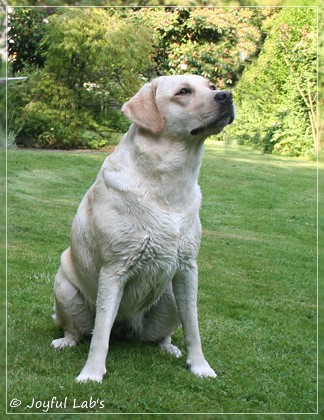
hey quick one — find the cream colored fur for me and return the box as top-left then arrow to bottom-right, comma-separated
51,75 -> 234,383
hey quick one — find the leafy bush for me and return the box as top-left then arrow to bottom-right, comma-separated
8,7 -> 55,75
10,71 -> 127,149
227,8 -> 316,157
8,8 -> 154,148
130,7 -> 273,88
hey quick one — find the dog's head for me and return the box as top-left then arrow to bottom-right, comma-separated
122,75 -> 234,139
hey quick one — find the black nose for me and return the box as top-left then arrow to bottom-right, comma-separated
214,91 -> 232,102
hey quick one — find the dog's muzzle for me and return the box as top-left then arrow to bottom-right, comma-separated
214,90 -> 235,124
190,90 -> 235,136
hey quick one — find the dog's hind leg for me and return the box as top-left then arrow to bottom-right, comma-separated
51,260 -> 94,349
158,335 -> 182,358
137,283 -> 182,357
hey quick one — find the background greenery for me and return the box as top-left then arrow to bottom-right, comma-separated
229,7 -> 316,157
7,143 -> 317,414
6,5 -> 317,156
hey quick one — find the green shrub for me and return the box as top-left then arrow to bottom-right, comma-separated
8,8 -> 152,149
227,8 -> 316,157
8,7 -> 55,75
130,7 -> 273,87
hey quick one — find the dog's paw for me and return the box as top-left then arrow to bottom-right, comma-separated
159,342 -> 182,358
187,360 -> 217,378
76,367 -> 107,384
51,336 -> 76,349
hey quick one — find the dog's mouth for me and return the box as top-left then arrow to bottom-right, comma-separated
190,109 -> 235,136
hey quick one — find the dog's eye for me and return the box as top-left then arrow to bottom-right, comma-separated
210,85 -> 216,91
176,88 -> 191,95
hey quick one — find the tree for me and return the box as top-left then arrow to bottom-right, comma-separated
8,7 -> 55,75
43,8 -> 155,103
227,7 -> 316,157
129,7 -> 273,88
8,8 -> 155,148
276,8 -> 317,153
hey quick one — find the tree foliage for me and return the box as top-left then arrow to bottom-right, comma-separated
7,6 -> 317,156
8,8 -> 154,149
8,6 -> 269,149
227,7 -> 316,157
7,8 -> 56,75
129,7 -> 271,87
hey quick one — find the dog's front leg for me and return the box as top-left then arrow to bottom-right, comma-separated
173,265 -> 217,378
76,268 -> 124,383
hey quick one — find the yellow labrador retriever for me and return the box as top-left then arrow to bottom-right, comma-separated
51,74 -> 234,383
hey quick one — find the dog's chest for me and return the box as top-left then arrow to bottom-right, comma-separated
116,209 -> 197,317
126,209 -> 184,275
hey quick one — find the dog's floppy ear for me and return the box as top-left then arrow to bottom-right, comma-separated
121,80 -> 164,135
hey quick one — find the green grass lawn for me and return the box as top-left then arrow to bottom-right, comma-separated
7,142 -> 317,415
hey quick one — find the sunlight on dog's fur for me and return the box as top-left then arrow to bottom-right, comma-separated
51,75 -> 234,383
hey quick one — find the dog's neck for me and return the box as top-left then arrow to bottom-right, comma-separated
106,124 -> 203,206
129,125 -> 204,177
